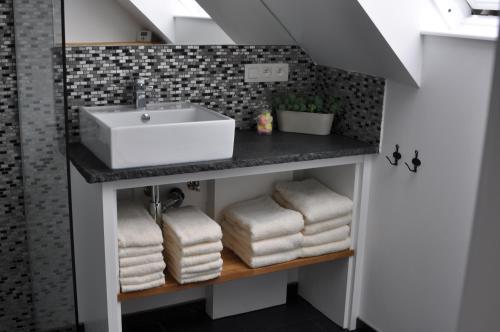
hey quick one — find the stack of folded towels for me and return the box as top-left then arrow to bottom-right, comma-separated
163,206 -> 223,284
274,178 -> 352,257
221,196 -> 304,268
118,203 -> 166,292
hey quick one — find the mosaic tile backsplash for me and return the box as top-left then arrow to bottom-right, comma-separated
0,1 -> 34,331
65,45 -> 385,146
315,65 -> 385,145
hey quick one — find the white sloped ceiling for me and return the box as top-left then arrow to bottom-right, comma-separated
196,0 -> 296,45
198,0 -> 434,86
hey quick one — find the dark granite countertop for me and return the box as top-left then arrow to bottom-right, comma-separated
70,131 -> 378,183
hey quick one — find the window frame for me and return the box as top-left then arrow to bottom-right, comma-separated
431,0 -> 499,38
466,0 -> 500,11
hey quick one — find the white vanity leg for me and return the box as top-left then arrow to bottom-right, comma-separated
349,158 -> 373,330
342,162 -> 364,329
102,184 -> 122,332
71,165 -> 121,332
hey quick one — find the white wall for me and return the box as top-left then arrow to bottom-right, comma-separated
174,17 -> 234,45
65,0 -> 144,43
357,0 -> 442,86
117,0 -> 185,43
360,36 -> 495,332
457,33 -> 500,332
196,0 -> 296,45
264,0 -> 418,86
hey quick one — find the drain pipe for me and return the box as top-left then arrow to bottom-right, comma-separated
149,185 -> 162,225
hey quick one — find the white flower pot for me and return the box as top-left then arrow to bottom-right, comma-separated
277,110 -> 334,136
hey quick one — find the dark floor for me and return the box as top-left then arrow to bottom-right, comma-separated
122,288 -> 347,332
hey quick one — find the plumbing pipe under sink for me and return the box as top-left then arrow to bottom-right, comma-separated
147,186 -> 185,225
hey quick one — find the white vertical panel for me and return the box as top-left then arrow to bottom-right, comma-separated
71,165 -> 121,332
360,36 -> 495,332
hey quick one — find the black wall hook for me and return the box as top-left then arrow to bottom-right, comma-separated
386,144 -> 402,166
405,150 -> 421,173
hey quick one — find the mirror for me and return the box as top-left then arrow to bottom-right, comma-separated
64,0 -> 235,45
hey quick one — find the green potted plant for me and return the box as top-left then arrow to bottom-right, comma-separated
272,94 -> 341,135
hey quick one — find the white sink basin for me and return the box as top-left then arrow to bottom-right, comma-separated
80,103 -> 235,169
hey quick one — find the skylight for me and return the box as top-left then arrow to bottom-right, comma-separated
427,0 -> 499,39
466,0 -> 500,15
466,0 -> 500,10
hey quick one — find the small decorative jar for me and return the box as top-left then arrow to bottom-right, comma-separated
257,110 -> 273,135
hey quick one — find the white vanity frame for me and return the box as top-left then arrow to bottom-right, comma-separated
70,154 -> 373,332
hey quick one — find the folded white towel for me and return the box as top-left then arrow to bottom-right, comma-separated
302,214 -> 352,235
119,253 -> 164,268
119,245 -> 164,258
223,196 -> 304,241
118,203 -> 163,248
175,267 -> 222,280
169,269 -> 221,284
119,260 -> 166,278
163,206 -> 222,246
167,257 -> 223,275
302,225 -> 350,247
300,238 -> 351,258
221,220 -> 303,256
120,272 -> 165,286
164,249 -> 221,268
274,178 -> 353,223
223,230 -> 300,268
121,277 -> 165,293
164,237 -> 223,256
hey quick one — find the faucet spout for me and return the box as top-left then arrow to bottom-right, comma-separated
134,79 -> 147,110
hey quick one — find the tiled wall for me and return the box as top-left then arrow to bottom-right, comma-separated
0,1 -> 34,331
65,45 -> 385,146
315,66 -> 385,146
1,0 -> 77,331
14,0 -> 76,330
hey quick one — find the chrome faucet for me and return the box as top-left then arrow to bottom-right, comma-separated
134,79 -> 147,110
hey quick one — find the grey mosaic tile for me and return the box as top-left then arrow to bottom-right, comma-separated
314,66 -> 385,145
13,0 -> 76,330
65,44 -> 317,141
65,44 -> 384,147
0,0 -> 34,331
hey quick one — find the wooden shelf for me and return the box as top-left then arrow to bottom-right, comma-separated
118,248 -> 354,302
66,42 -> 163,47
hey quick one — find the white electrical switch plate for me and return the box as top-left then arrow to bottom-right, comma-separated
245,63 -> 289,82
248,68 -> 259,79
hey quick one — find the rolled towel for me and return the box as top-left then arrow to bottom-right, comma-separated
119,245 -> 164,258
302,225 -> 350,247
221,220 -> 303,256
274,178 -> 353,223
164,233 -> 223,256
121,277 -> 165,293
118,203 -> 163,248
164,248 -> 221,267
166,257 -> 223,275
303,214 -> 352,235
169,269 -> 221,284
301,238 -> 351,258
120,272 -> 165,286
163,206 -> 222,247
223,230 -> 300,268
119,252 -> 164,268
120,260 -> 166,278
223,196 -> 304,241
